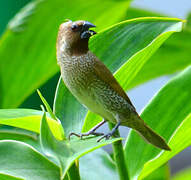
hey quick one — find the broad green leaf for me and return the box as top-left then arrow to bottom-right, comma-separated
0,109 -> 63,140
139,113 -> 191,179
39,109 -> 121,179
37,89 -> 65,139
40,110 -> 60,165
90,17 -> 183,73
82,17 -> 183,133
60,136 -> 121,179
0,140 -> 60,180
143,164 -> 170,180
125,66 -> 191,179
0,174 -> 22,180
79,149 -> 119,180
123,8 -> 191,90
53,77 -> 87,137
129,27 -> 191,90
172,167 -> 191,180
0,0 -> 129,108
40,109 -> 80,179
0,130 -> 39,150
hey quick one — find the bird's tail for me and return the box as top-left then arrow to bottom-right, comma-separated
135,123 -> 171,151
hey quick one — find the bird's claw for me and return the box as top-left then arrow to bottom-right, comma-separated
68,132 -> 81,140
97,133 -> 112,142
69,132 -> 104,140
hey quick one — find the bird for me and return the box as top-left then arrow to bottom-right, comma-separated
56,20 -> 171,151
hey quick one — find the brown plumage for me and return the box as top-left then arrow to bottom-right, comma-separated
56,20 -> 171,151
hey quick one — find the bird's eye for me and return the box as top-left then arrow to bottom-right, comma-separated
71,24 -> 78,31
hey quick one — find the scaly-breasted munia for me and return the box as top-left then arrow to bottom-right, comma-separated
56,20 -> 170,150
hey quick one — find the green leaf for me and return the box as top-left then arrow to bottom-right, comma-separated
139,113 -> 191,179
79,149 -> 119,180
123,8 -> 191,90
143,164 -> 170,180
129,27 -> 191,90
39,109 -> 121,179
172,167 -> 191,180
40,109 -> 60,165
0,130 -> 39,150
90,17 -> 183,73
0,173 -> 23,180
37,89 -> 57,120
53,77 -> 87,137
0,109 -> 63,140
37,89 -> 65,139
0,0 -> 129,108
125,66 -> 191,179
67,162 -> 81,180
82,17 -> 184,133
0,140 -> 60,180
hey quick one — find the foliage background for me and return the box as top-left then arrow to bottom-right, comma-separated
129,0 -> 191,174
1,0 -> 191,177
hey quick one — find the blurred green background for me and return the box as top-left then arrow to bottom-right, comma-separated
2,0 -> 191,175
1,0 -> 60,110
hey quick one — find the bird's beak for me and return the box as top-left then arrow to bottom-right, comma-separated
83,21 -> 96,30
81,21 -> 96,39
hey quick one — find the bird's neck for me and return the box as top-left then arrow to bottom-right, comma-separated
70,38 -> 89,56
61,38 -> 89,57
57,38 -> 90,65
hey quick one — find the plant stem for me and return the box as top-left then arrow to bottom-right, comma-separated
67,160 -> 81,180
108,122 -> 129,180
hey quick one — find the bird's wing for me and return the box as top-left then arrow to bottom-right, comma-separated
93,57 -> 134,107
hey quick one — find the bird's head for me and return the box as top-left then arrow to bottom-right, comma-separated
57,20 -> 96,56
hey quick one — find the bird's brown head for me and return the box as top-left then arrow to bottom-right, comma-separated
57,20 -> 96,57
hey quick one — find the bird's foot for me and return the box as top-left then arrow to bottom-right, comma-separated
97,132 -> 113,142
97,122 -> 121,142
69,131 -> 104,140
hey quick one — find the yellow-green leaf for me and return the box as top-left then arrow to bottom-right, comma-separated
0,109 -> 63,140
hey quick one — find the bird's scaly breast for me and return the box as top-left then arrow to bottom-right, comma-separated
61,53 -> 95,93
59,52 -> 115,121
60,52 -> 133,123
